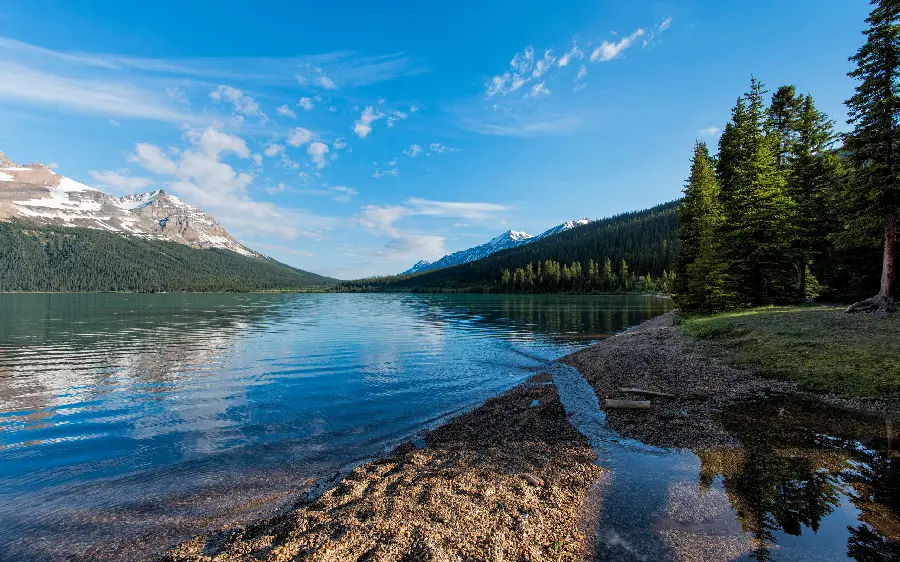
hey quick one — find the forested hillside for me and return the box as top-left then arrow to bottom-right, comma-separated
0,221 -> 337,292
341,201 -> 679,292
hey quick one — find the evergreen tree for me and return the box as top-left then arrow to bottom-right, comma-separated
768,85 -> 804,168
718,78 -> 797,305
789,95 -> 844,298
844,0 -> 900,313
675,141 -> 730,311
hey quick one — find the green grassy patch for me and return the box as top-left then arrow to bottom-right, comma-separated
679,306 -> 900,398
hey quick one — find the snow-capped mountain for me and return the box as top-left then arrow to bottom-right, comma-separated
0,152 -> 255,256
402,218 -> 594,275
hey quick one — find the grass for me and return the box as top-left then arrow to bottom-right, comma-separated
679,305 -> 900,398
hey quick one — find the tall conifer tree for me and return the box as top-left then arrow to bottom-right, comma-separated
790,95 -> 843,298
675,141 -> 729,311
845,0 -> 900,313
718,78 -> 797,305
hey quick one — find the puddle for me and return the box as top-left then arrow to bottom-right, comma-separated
548,362 -> 900,561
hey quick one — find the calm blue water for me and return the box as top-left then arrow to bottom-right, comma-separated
0,293 -> 672,561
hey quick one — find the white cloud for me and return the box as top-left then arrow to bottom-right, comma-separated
526,81 -> 551,98
532,49 -> 555,78
88,170 -> 155,193
405,197 -> 509,220
700,126 -> 721,137
353,106 -> 384,138
276,104 -> 296,118
643,16 -> 674,47
264,143 -> 285,157
330,185 -> 357,202
0,60 -> 199,124
210,85 -> 267,120
575,65 -> 587,81
287,127 -> 314,147
128,143 -> 179,175
358,204 -> 409,237
108,118 -> 121,127
252,153 -> 262,165
557,45 -> 584,67
297,97 -> 314,111
372,167 -> 399,179
427,143 -> 457,154
590,28 -> 646,62
306,141 -> 329,169
186,127 -> 250,158
403,144 -> 423,157
386,109 -> 407,127
333,137 -> 348,150
316,75 -> 338,89
127,126 -> 333,240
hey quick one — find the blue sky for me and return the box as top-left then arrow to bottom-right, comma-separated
0,0 -> 872,279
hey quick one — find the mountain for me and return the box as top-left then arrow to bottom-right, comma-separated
346,202 -> 679,291
0,152 -> 253,256
401,219 -> 594,275
0,151 -> 338,291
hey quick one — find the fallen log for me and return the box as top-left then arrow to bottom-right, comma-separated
619,387 -> 674,398
603,399 -> 651,410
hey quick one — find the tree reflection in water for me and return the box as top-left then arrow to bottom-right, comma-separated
700,398 -> 899,561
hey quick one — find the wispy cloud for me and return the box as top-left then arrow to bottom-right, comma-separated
0,35 -> 425,125
209,85 -> 267,121
403,144 -> 423,157
276,104 -> 297,118
88,170 -> 155,193
405,198 -> 510,221
590,28 -> 646,62
699,126 -> 721,137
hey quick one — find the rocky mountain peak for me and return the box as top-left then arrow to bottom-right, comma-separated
0,152 -> 18,168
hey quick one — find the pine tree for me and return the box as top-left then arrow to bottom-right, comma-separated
768,85 -> 804,168
844,0 -> 900,313
675,141 -> 730,311
790,95 -> 844,299
718,78 -> 797,305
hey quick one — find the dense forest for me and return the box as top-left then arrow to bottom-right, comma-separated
674,0 -> 900,313
0,221 -> 336,292
340,201 -> 678,293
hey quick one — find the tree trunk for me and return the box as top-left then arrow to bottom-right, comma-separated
798,261 -> 807,302
880,206 -> 896,300
846,206 -> 897,313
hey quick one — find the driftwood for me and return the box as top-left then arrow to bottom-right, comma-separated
603,399 -> 651,410
521,473 -> 545,487
618,387 -> 674,398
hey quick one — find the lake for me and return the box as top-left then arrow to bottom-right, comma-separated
0,293 -> 673,561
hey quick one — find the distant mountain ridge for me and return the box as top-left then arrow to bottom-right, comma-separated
0,151 -> 254,256
402,219 -> 593,275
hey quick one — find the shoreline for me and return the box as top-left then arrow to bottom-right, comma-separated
158,311 -> 899,561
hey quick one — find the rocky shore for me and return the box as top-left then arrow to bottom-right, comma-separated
161,373 -> 603,561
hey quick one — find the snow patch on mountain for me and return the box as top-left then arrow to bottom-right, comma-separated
0,152 -> 256,257
402,218 -> 594,275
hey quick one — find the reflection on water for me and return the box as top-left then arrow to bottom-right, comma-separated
0,293 -> 672,561
709,398 -> 900,561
